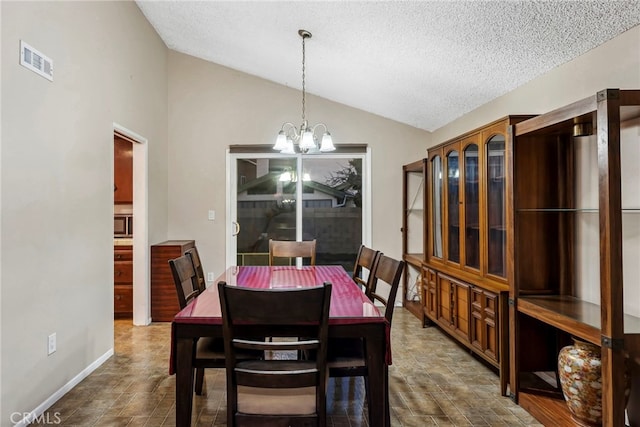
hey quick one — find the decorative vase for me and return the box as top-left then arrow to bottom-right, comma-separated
558,338 -> 603,426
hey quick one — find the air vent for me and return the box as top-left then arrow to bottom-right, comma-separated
20,40 -> 53,81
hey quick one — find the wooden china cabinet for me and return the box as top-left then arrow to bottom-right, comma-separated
401,159 -> 427,321
423,116 -> 532,396
508,89 -> 640,426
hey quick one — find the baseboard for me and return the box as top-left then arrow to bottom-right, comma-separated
12,348 -> 114,427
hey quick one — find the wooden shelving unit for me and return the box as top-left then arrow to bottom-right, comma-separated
508,89 -> 640,426
402,159 -> 427,321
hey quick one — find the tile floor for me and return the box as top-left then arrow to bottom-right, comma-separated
32,309 -> 543,426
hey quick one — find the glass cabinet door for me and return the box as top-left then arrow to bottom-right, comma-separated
446,150 -> 460,263
463,143 -> 480,270
431,155 -> 443,258
486,135 -> 506,277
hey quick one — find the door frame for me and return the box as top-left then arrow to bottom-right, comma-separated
113,123 -> 150,325
225,147 -> 372,268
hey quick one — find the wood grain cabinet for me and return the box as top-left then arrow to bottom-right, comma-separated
114,135 -> 133,204
150,240 -> 195,321
470,287 -> 498,363
423,116 -> 531,396
114,245 -> 133,318
438,273 -> 470,340
508,89 -> 640,426
422,267 -> 438,320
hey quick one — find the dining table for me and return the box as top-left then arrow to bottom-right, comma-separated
171,265 -> 390,427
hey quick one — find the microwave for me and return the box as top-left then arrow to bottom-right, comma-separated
114,214 -> 133,238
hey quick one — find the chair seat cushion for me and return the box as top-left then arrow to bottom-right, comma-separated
195,337 -> 225,359
196,337 -> 262,361
327,337 -> 365,368
237,385 -> 316,415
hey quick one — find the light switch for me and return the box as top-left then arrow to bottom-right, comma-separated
208,210 -> 215,221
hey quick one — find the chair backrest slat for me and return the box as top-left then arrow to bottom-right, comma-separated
367,254 -> 405,324
352,245 -> 381,290
269,239 -> 316,266
168,255 -> 200,309
185,247 -> 206,293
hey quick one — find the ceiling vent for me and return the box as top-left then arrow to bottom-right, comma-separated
20,40 -> 53,81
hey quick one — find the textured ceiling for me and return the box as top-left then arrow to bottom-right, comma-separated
135,1 -> 640,132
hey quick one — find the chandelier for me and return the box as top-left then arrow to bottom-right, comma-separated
273,30 -> 335,154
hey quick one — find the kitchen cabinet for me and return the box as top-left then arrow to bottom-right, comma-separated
114,135 -> 133,204
114,245 -> 133,318
425,116 -> 531,396
151,240 -> 195,321
508,89 -> 640,426
401,159 -> 427,321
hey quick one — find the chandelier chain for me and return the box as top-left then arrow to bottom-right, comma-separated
301,34 -> 306,125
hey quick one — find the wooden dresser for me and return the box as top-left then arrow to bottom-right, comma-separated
114,244 -> 133,318
151,240 -> 195,321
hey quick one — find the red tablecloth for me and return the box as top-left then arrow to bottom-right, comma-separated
170,265 -> 391,374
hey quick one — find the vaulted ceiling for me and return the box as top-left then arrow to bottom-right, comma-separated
136,1 -> 640,131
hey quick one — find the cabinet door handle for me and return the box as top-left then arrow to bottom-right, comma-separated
115,254 -> 122,259
116,271 -> 121,276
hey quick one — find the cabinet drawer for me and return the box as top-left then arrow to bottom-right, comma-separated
114,261 -> 133,283
114,248 -> 133,261
114,285 -> 133,313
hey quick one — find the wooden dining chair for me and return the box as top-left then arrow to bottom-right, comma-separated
218,281 -> 332,427
269,239 -> 316,266
169,255 -> 225,395
185,247 -> 206,293
328,254 -> 404,425
352,245 -> 381,291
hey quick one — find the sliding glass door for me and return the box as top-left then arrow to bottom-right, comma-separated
228,150 -> 369,270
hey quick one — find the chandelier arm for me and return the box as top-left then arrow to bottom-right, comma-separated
309,123 -> 329,135
281,122 -> 301,140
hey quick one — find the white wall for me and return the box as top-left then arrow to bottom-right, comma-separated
430,25 -> 640,144
1,1 -> 168,421
166,51 -> 429,278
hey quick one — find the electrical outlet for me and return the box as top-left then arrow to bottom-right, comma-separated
208,210 -> 215,221
48,333 -> 56,355
207,272 -> 214,282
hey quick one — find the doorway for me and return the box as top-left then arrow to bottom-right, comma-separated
113,124 -> 149,326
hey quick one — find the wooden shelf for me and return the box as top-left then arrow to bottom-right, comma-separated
518,295 -> 640,345
518,391 -> 578,427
